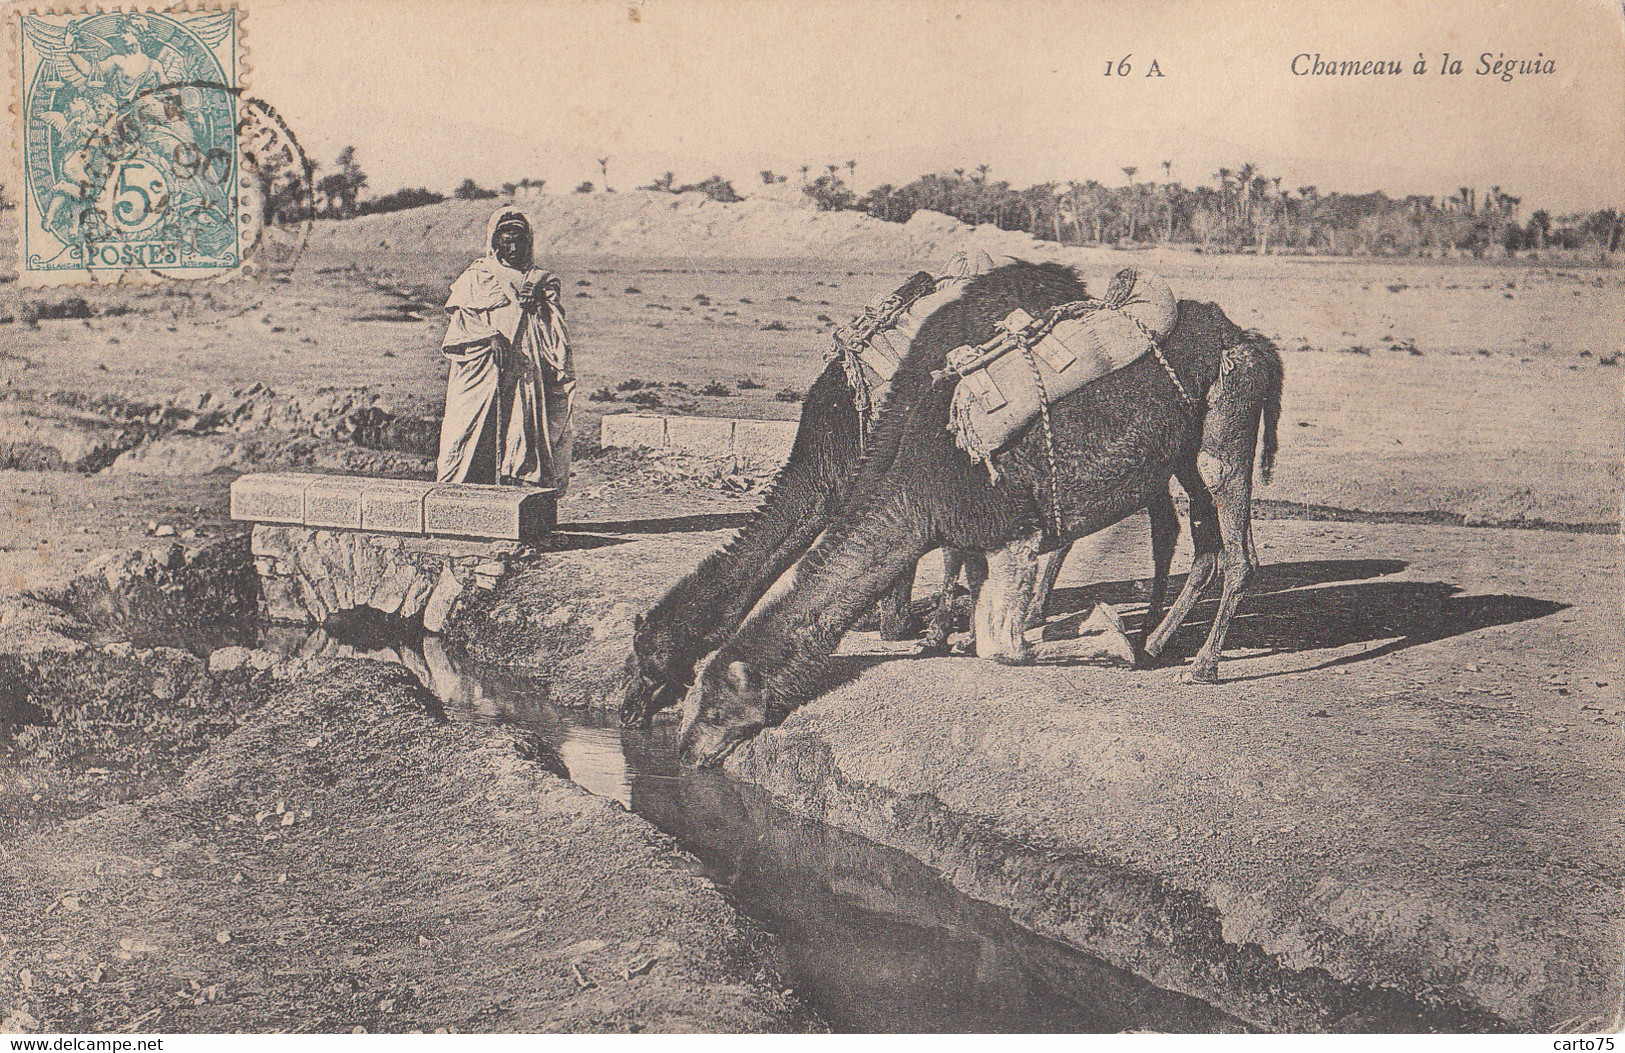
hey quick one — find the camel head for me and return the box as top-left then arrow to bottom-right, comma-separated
678,657 -> 768,768
619,613 -> 695,727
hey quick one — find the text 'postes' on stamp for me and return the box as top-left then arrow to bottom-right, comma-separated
12,7 -> 313,287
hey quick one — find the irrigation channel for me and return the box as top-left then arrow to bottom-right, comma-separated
253,614 -> 1249,1034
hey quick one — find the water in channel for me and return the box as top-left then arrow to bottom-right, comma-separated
262,617 -> 1246,1034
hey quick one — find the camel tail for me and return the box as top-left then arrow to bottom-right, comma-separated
1247,330 -> 1284,486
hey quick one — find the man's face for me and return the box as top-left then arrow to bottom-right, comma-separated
492,224 -> 531,269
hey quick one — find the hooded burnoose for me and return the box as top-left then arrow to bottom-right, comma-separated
435,207 -> 575,491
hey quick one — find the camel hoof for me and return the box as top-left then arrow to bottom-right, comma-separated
989,652 -> 1034,667
1180,664 -> 1220,685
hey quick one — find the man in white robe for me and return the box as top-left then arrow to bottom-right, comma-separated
436,207 -> 575,492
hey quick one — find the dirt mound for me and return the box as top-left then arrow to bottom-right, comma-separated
309,193 -> 1064,262
0,659 -> 811,1033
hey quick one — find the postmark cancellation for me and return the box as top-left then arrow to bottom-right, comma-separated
7,4 -> 272,285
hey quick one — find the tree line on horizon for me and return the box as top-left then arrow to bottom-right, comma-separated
806,162 -> 1622,258
307,147 -> 1624,258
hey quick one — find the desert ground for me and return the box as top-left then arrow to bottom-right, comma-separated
0,194 -> 1620,1032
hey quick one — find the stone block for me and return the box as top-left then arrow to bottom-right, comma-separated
250,523 -> 300,561
294,534 -> 340,615
369,562 -> 421,614
350,538 -> 386,602
295,572 -> 330,624
260,574 -> 306,624
664,416 -> 734,458
424,484 -> 555,542
422,566 -> 464,633
732,419 -> 797,464
230,473 -> 307,524
312,531 -> 355,609
359,480 -> 437,534
398,569 -> 436,620
599,413 -> 667,450
302,477 -> 363,530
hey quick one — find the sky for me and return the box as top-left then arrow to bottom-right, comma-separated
239,0 -> 1625,214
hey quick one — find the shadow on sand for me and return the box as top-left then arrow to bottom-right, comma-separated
564,511 -> 755,535
819,559 -> 1565,691
1047,558 -> 1568,680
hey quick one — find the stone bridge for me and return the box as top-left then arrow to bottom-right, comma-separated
231,473 -> 555,631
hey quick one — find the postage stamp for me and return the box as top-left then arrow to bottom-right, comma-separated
9,5 -> 264,285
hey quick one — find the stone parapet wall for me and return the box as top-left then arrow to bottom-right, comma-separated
231,473 -> 556,541
599,413 -> 798,464
251,525 -> 530,631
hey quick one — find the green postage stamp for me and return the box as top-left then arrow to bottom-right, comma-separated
9,5 -> 273,285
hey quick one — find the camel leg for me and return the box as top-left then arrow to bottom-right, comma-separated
876,564 -> 918,640
1184,452 -> 1258,683
1025,542 -> 1072,630
1143,464 -> 1223,664
948,550 -> 989,656
1143,487 -> 1181,644
921,548 -> 982,655
973,531 -> 1041,665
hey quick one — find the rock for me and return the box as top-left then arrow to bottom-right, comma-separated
422,567 -> 464,633
250,524 -> 298,561
261,573 -> 306,623
351,538 -> 386,602
473,560 -> 507,577
296,573 -> 332,624
108,435 -> 248,477
151,543 -> 186,570
397,568 -> 436,620
312,531 -> 355,609
295,534 -> 341,614
370,562 -> 422,615
209,646 -> 253,674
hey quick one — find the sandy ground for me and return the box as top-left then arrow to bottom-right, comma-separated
0,655 -> 810,1032
0,196 -> 1620,1031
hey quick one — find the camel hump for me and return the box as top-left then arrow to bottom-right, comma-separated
1103,267 -> 1178,341
946,267 -> 1182,471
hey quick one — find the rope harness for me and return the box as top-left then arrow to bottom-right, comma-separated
929,282 -> 1199,538
828,272 -> 951,454
832,267 -> 1198,542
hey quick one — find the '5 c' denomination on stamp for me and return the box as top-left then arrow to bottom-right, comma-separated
11,5 -> 247,285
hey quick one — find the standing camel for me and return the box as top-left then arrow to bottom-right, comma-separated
680,261 -> 1282,766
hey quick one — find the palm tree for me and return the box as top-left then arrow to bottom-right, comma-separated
1214,168 -> 1233,243
1161,160 -> 1173,181
846,159 -> 856,184
974,163 -> 990,185
799,164 -> 810,186
1235,162 -> 1258,244
597,157 -> 611,192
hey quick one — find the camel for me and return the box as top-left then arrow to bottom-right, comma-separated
679,261 -> 1283,766
622,268 -> 1170,728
